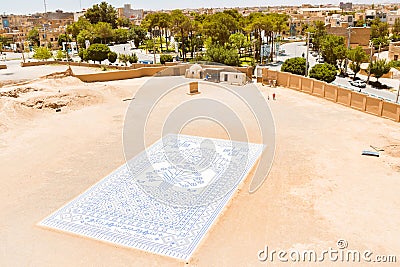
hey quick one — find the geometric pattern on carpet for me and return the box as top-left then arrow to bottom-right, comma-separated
39,134 -> 265,260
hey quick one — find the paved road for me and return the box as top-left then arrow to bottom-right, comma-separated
333,76 -> 400,103
0,56 -> 103,82
271,42 -> 400,104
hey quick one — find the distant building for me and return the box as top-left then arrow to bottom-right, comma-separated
73,11 -> 85,22
327,14 -> 354,27
0,16 -> 10,30
1,13 -> 73,49
339,2 -> 353,11
365,9 -> 387,22
44,10 -> 73,20
387,10 -> 400,26
327,25 -> 371,51
389,41 -> 400,61
117,4 -> 144,20
299,7 -> 341,17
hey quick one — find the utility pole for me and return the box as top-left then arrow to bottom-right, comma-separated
21,43 -> 25,63
378,43 -> 381,58
344,26 -> 351,75
396,82 -> 400,104
305,32 -> 312,77
43,0 -> 47,13
367,40 -> 374,85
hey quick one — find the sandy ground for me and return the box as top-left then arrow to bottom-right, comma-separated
0,74 -> 399,267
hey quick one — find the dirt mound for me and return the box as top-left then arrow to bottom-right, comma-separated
0,79 -> 30,88
0,76 -> 106,134
20,90 -> 103,110
26,76 -> 86,91
0,87 -> 39,98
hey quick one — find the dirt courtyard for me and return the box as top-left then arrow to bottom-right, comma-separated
0,75 -> 399,266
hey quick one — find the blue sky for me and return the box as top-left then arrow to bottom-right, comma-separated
0,0 -> 394,15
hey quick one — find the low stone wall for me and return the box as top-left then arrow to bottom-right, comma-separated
73,66 -> 167,82
21,61 -> 253,79
261,68 -> 400,123
20,60 -> 161,70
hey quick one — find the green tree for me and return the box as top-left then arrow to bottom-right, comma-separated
271,13 -> 289,35
369,59 -> 391,82
309,63 -> 337,83
114,28 -> 129,44
205,44 -> 240,66
107,51 -> 117,63
118,54 -> 129,65
0,36 -> 11,50
94,22 -> 114,44
171,9 -> 191,61
78,48 -> 89,62
281,57 -> 306,76
117,17 -> 131,28
128,53 -> 138,64
371,36 -> 389,49
371,18 -> 389,40
54,50 -> 66,61
129,26 -> 147,48
202,12 -> 238,45
77,29 -> 95,48
246,13 -> 274,62
321,34 -> 346,66
347,46 -> 368,79
57,33 -> 72,47
354,20 -> 366,27
27,28 -> 40,46
145,39 -> 155,53
141,12 -> 159,43
85,1 -> 118,28
86,43 -> 110,64
307,21 -> 327,52
391,18 -> 400,39
158,13 -> 172,51
32,46 -> 52,61
389,60 -> 400,70
160,54 -> 173,64
229,33 -> 247,57
67,17 -> 92,42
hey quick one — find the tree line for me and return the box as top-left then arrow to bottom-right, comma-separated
24,1 -> 400,68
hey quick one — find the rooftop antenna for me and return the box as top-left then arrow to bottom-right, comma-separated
44,0 -> 47,13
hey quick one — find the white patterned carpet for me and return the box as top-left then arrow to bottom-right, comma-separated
39,135 -> 264,261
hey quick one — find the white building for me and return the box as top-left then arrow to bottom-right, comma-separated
299,7 -> 341,17
387,10 -> 400,26
118,4 -> 144,20
73,11 -> 85,22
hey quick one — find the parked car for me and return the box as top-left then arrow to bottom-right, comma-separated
350,80 -> 366,88
318,57 -> 324,63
